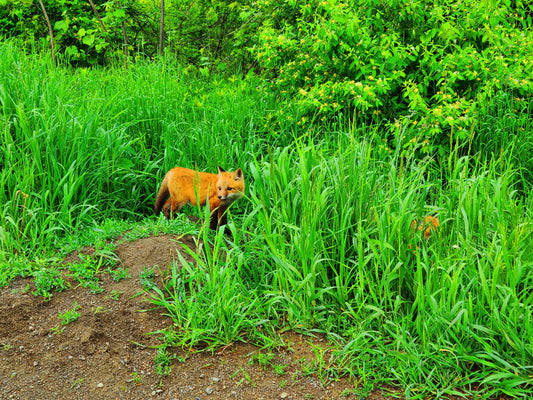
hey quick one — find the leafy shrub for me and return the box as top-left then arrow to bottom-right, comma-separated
161,0 -> 261,73
0,0 -> 260,70
254,0 -> 533,154
0,0 -> 132,65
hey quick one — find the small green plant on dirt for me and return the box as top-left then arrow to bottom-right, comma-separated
67,254 -> 103,294
58,302 -> 82,325
51,326 -> 65,335
107,266 -> 131,281
33,267 -> 69,300
71,378 -> 84,389
139,266 -> 156,290
108,290 -> 122,300
10,284 -> 29,295
154,346 -> 181,376
83,280 -> 104,294
249,352 -> 275,370
128,372 -> 143,385
2,342 -> 12,351
232,367 -> 252,386
272,363 -> 287,375
67,247 -> 121,293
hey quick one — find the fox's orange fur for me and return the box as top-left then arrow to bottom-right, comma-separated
154,166 -> 244,230
410,215 -> 440,240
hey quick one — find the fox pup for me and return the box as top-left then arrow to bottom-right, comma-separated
154,166 -> 244,230
409,215 -> 439,253
410,215 -> 439,240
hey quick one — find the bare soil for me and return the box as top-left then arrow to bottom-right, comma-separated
0,234 -> 397,400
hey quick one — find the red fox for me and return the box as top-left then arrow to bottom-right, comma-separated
409,215 -> 439,253
410,215 -> 440,240
154,166 -> 244,230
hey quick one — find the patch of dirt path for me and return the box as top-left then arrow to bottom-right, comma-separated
0,234 -> 393,400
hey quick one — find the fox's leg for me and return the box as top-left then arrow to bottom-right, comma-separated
208,207 -> 228,230
165,196 -> 187,220
218,208 -> 228,228
209,209 -> 219,230
162,199 -> 172,219
212,207 -> 231,236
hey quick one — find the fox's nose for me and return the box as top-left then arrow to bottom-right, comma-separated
218,195 -> 226,200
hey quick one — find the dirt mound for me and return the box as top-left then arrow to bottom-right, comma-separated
0,234 -> 390,400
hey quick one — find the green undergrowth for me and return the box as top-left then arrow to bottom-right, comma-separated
1,215 -> 196,294
146,136 -> 533,399
1,46 -> 532,399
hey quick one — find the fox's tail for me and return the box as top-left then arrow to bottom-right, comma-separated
154,175 -> 169,215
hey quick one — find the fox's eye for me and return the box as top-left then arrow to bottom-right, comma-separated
218,187 -> 222,191
227,187 -> 233,191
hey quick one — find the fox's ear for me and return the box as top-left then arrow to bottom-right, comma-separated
217,166 -> 226,174
234,168 -> 243,180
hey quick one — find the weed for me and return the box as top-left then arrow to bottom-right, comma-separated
107,267 -> 131,281
249,352 -> 274,370
128,372 -> 142,385
108,290 -> 122,300
272,364 -> 287,375
71,378 -> 84,389
33,268 -> 69,300
58,302 -> 82,325
154,347 -> 178,376
139,267 -> 156,290
82,280 -> 103,294
232,367 -> 252,386
51,326 -> 65,335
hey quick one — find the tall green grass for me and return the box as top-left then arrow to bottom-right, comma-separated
1,44 -> 532,398
151,135 -> 533,397
0,44 -> 273,260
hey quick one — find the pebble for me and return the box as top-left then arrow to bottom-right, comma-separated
280,393 -> 289,399
205,386 -> 214,395
97,382 -> 104,388
211,377 -> 220,382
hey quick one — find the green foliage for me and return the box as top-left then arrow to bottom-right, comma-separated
254,0 -> 533,154
1,44 -> 533,398
58,302 -> 82,325
0,44 -> 271,261
1,0 -> 124,65
0,0 -> 259,69
242,136 -> 533,397
161,0 -> 260,72
33,266 -> 69,299
107,266 -> 131,281
147,229 -> 271,350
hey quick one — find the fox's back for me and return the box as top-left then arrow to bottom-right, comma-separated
166,167 -> 218,203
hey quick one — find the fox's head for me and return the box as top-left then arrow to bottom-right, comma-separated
216,166 -> 244,204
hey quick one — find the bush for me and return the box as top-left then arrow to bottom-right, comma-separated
254,0 -> 533,154
0,0 -> 260,70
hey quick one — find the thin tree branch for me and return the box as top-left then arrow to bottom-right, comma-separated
87,0 -> 107,32
38,0 -> 55,63
158,0 -> 165,55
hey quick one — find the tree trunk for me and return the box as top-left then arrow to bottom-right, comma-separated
38,0 -> 55,63
159,0 -> 165,55
123,22 -> 128,69
87,0 -> 107,32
